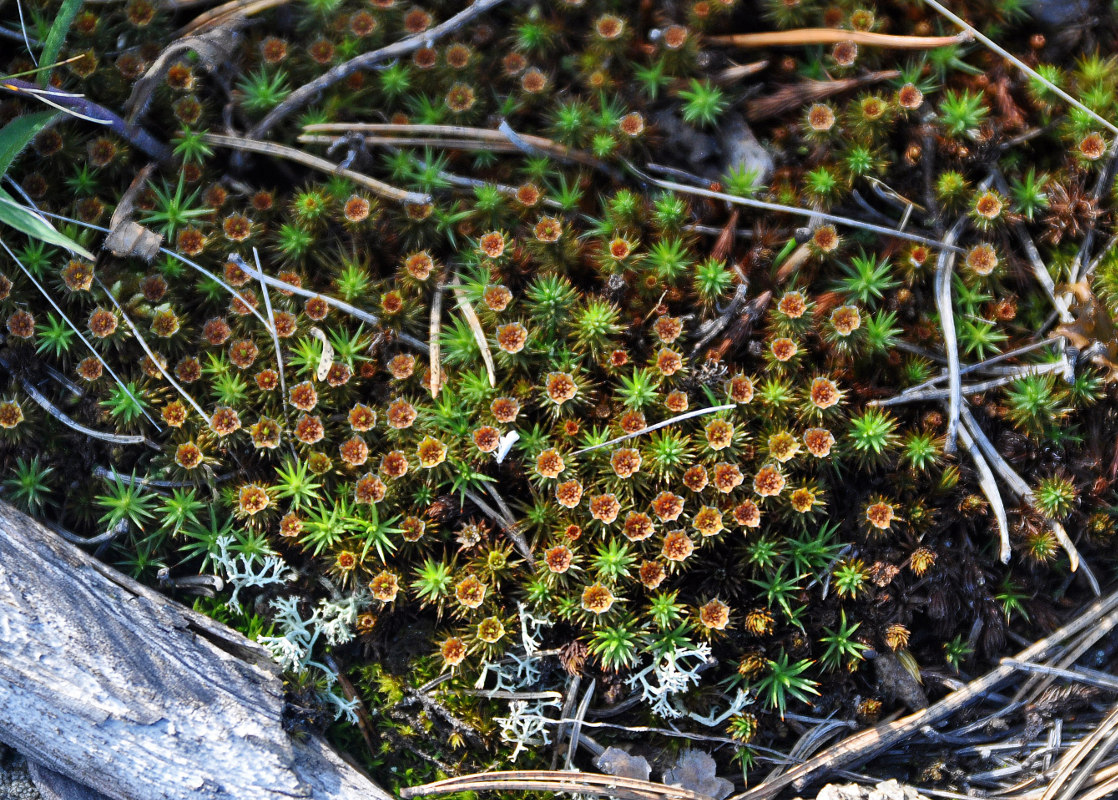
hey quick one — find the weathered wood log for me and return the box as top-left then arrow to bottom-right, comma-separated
0,502 -> 394,800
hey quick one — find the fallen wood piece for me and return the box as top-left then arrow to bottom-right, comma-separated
0,502 -> 393,800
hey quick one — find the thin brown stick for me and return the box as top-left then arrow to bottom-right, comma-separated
250,0 -> 511,139
729,588 -> 1118,800
302,123 -> 609,172
706,28 -> 971,49
201,133 -> 429,205
429,274 -> 447,398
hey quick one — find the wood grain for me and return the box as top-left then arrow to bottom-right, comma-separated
0,502 -> 392,800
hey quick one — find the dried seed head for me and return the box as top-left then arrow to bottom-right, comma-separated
595,13 -> 624,39
88,308 -> 118,338
484,285 -> 513,311
733,500 -> 762,528
477,616 -> 505,643
804,427 -> 835,457
545,372 -> 578,405
403,8 -> 431,33
651,491 -> 685,522
812,225 -> 840,253
973,190 -> 1004,220
663,24 -> 689,49
753,465 -> 786,497
304,296 -> 329,321
693,506 -> 724,537
536,448 -> 566,478
807,103 -> 836,132
832,40 -> 857,66
809,377 -> 842,410
455,575 -> 486,608
545,544 -> 574,573
445,83 -> 476,112
683,465 -> 709,492
497,322 -> 528,353
589,493 -> 622,524
965,243 -> 999,276
379,450 -> 409,479
662,529 -> 695,561
619,112 -> 645,137
416,436 -> 448,468
610,448 -> 641,478
6,311 -> 34,339
355,473 -> 387,504
238,484 -> 270,515
830,305 -> 862,336
581,583 -> 615,614
370,570 -> 400,602
491,396 -> 520,423
1081,133 -> 1107,161
294,414 -> 324,444
556,479 -> 584,508
699,599 -> 731,630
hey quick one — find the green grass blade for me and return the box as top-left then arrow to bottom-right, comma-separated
0,111 -> 57,177
0,187 -> 95,259
36,0 -> 84,87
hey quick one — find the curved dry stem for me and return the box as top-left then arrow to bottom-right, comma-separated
248,0 -> 511,139
201,133 -> 429,204
705,28 -> 970,49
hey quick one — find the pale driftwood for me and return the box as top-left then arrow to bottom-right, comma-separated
0,502 -> 393,800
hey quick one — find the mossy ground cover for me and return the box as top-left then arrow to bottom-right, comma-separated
2,0 -> 1118,794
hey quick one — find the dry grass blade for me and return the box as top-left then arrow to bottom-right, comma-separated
177,0 -> 289,36
301,122 -> 609,172
1041,703 -> 1118,800
402,770 -> 712,800
449,279 -> 496,388
92,275 -> 209,425
429,273 -> 447,398
105,163 -> 162,261
249,0 -> 511,138
745,70 -> 900,121
957,419 -> 1011,563
201,133 -> 429,205
706,28 -> 970,49
728,588 -> 1118,800
934,220 -> 966,451
14,373 -> 157,448
573,405 -> 735,455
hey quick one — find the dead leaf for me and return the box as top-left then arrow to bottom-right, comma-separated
124,27 -> 239,124
309,327 -> 334,381
105,164 -> 163,261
